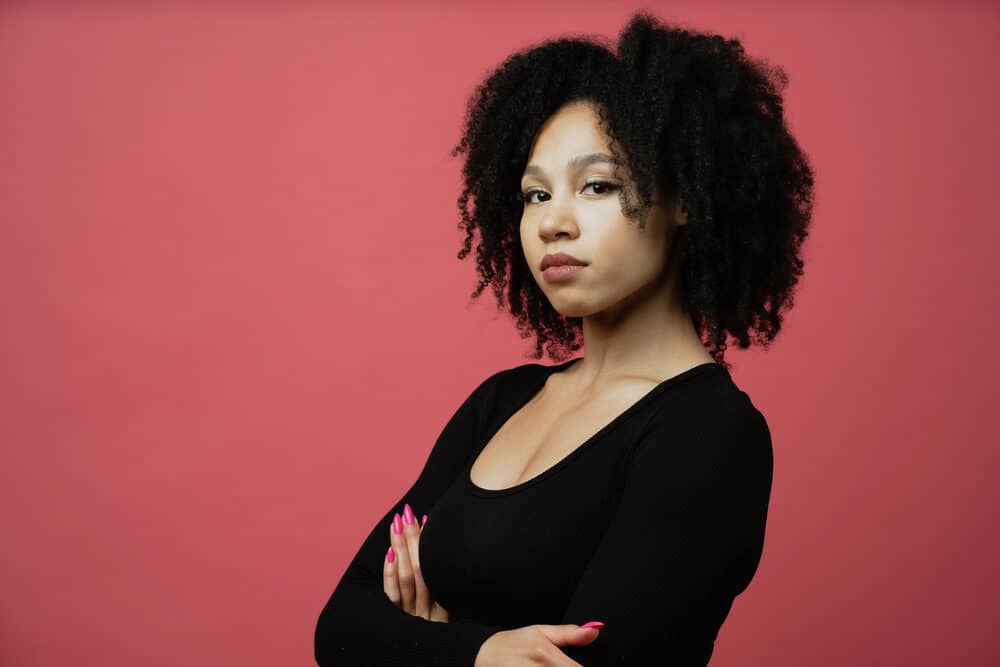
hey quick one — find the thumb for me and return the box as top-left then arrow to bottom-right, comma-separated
535,622 -> 604,647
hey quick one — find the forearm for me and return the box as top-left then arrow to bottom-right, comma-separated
315,561 -> 503,666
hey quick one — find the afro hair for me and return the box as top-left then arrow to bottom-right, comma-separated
450,11 -> 815,371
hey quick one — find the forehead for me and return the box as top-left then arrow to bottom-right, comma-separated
525,101 -> 613,165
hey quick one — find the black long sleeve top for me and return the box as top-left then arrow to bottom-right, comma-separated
314,358 -> 773,666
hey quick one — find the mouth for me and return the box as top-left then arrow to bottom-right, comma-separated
541,264 -> 586,283
540,252 -> 588,271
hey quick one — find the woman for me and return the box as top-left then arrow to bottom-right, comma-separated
314,11 -> 814,666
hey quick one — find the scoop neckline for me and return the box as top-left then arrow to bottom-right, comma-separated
465,358 -> 725,498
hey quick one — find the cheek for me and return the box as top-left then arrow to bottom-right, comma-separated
638,240 -> 668,275
518,222 -> 534,263
600,235 -> 666,286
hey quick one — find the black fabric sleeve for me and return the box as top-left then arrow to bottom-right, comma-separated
313,370 -> 508,667
557,400 -> 774,666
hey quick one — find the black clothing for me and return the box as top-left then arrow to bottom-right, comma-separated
314,358 -> 773,666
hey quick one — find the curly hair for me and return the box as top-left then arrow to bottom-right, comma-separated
450,11 -> 815,371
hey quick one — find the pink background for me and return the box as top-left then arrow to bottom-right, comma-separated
1,1 -> 996,665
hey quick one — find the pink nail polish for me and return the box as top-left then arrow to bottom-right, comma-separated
581,621 -> 605,629
403,504 -> 415,525
421,514 -> 428,527
387,546 -> 395,563
392,513 -> 402,534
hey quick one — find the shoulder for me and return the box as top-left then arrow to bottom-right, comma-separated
636,378 -> 773,494
473,359 -> 565,398
643,367 -> 770,445
464,361 -> 539,399
455,361 -> 546,417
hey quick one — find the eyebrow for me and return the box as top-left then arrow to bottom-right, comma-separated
522,152 -> 621,178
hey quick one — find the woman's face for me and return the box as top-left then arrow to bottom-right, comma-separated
518,100 -> 686,320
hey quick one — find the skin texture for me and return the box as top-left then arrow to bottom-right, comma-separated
382,505 -> 447,622
516,100 -> 716,393
466,100 -> 717,494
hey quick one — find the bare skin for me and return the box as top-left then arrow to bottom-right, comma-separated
474,99 -> 714,496
384,99 -> 715,665
383,506 -> 445,622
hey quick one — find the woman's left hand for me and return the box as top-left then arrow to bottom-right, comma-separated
383,503 -> 449,622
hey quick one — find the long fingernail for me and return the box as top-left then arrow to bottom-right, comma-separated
403,504 -> 415,525
386,546 -> 395,563
581,621 -> 605,629
421,514 -> 428,527
392,513 -> 402,534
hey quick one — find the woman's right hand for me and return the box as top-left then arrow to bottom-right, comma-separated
474,623 -> 603,666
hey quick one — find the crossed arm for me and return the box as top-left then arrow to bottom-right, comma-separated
313,371 -> 508,666
315,373 -> 773,666
556,405 -> 774,665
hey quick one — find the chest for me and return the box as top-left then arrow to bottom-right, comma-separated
419,428 -> 638,627
420,381 -> 659,627
469,379 -> 660,492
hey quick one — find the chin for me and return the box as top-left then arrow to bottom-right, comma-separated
543,296 -> 596,319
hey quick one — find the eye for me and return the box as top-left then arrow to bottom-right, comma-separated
520,181 -> 621,206
583,180 -> 621,196
522,188 -> 547,205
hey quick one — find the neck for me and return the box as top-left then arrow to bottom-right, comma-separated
575,254 -> 712,383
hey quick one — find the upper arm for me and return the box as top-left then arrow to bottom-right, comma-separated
314,367 -> 511,665
558,399 -> 774,665
405,367 -> 509,502
349,366 -> 510,577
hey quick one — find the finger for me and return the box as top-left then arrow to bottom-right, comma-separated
382,546 -> 401,607
522,626 -> 590,666
402,504 -> 430,618
389,512 -> 416,614
544,637 -> 586,667
429,600 -> 449,623
534,644 -> 583,667
536,623 -> 603,649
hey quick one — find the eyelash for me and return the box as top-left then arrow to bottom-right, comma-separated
520,180 -> 621,205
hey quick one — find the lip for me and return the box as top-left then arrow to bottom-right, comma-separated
542,264 -> 585,283
540,252 -> 588,271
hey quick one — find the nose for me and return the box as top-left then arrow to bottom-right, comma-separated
537,195 -> 579,240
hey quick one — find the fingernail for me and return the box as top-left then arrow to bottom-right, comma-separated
421,514 -> 428,527
386,546 -> 395,563
581,621 -> 605,629
403,504 -> 415,525
392,513 -> 402,534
